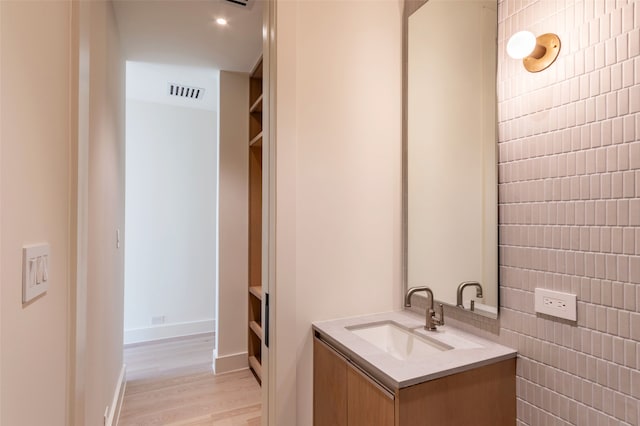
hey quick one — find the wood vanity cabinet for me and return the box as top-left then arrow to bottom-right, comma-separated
313,336 -> 515,426
314,336 -> 393,426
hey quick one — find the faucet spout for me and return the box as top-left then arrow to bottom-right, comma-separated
405,286 -> 433,310
456,281 -> 483,309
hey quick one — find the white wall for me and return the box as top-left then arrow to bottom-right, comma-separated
215,71 -> 249,373
82,1 -> 126,423
272,0 -> 403,423
0,2 -> 73,424
124,98 -> 218,344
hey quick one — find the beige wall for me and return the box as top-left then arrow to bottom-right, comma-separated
0,1 -> 73,424
273,0 -> 403,423
1,2 -> 3,421
215,71 -> 249,372
82,1 -> 126,423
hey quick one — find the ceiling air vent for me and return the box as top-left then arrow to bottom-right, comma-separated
224,0 -> 250,7
168,83 -> 204,100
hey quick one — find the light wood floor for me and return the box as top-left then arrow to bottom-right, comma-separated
119,334 -> 262,426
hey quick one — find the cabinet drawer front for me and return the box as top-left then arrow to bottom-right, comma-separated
314,338 -> 348,426
347,363 -> 395,426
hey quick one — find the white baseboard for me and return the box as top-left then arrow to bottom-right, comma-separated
124,319 -> 215,345
105,364 -> 126,426
213,350 -> 248,374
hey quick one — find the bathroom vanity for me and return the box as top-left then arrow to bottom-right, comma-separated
313,311 -> 516,426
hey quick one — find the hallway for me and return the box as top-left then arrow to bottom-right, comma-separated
119,335 -> 261,425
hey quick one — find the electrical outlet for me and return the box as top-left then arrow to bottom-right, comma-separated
543,296 -> 567,309
534,288 -> 577,321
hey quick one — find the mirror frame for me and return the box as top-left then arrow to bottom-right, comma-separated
401,0 -> 500,319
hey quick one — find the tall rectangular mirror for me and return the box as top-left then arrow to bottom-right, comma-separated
405,0 -> 498,318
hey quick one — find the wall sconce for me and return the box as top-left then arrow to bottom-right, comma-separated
506,31 -> 561,72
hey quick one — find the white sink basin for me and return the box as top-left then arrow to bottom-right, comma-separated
347,321 -> 452,361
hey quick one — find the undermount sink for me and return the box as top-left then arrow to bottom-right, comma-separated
347,321 -> 452,361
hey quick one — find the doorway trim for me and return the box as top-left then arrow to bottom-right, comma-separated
69,0 -> 90,423
262,0 -> 275,423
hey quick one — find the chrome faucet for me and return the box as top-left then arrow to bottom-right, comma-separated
405,286 -> 444,331
456,281 -> 483,310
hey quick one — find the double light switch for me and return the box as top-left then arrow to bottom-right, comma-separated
22,243 -> 50,303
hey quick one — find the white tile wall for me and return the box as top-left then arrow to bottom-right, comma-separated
445,0 -> 640,424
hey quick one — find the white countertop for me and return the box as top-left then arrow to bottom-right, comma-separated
312,310 -> 516,389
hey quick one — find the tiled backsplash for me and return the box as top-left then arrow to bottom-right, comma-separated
453,0 -> 640,424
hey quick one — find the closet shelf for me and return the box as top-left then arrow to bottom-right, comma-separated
250,94 -> 263,113
249,321 -> 263,341
249,132 -> 263,147
249,286 -> 262,300
249,356 -> 262,380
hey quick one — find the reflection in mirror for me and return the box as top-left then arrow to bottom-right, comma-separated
406,0 -> 498,317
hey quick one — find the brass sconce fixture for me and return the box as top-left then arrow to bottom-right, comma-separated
507,31 -> 561,72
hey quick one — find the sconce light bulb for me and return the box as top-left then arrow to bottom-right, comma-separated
216,17 -> 228,26
506,31 -> 537,59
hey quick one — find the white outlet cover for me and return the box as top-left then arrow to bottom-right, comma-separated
22,243 -> 50,303
534,288 -> 577,321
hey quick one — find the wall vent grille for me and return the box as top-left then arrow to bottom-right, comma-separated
168,83 -> 204,100
224,0 -> 250,7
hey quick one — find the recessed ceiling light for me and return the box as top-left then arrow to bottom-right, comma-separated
216,18 -> 228,26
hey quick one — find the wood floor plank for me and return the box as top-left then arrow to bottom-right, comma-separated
120,334 -> 261,426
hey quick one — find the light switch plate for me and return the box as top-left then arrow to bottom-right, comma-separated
534,288 -> 577,321
22,243 -> 50,303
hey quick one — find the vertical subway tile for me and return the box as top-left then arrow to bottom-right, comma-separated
625,339 -> 638,369
630,368 -> 640,399
612,63 -> 624,90
629,28 -> 640,58
630,200 -> 640,225
612,227 -> 624,252
632,318 -> 640,348
624,283 -> 637,310
630,142 -> 640,169
619,310 -> 631,339
623,227 -> 635,254
623,60 -> 635,88
623,116 -> 635,143
626,395 -> 638,424
617,34 -> 629,63
618,199 -> 630,225
620,366 -> 631,395
631,86 -> 640,113
613,281 -> 625,308
613,172 -> 624,198
631,256 -> 640,283
618,144 -> 630,170
614,336 -> 626,363
619,256 -> 630,282
607,199 -> 618,224
494,0 -> 640,423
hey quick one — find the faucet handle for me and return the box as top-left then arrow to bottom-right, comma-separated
437,303 -> 445,325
